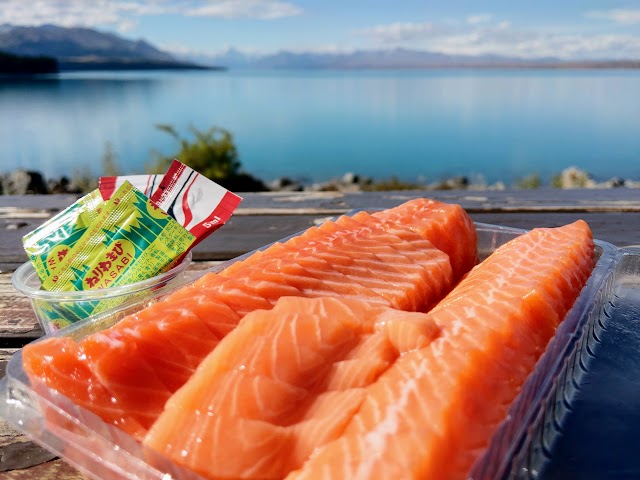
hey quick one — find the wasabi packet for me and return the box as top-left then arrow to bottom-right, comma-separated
149,160 -> 242,248
22,189 -> 104,284
42,180 -> 195,319
99,174 -> 163,200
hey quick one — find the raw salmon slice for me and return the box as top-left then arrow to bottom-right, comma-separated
221,233 -> 450,311
22,336 -> 149,439
144,296 -> 441,480
372,198 -> 478,281
297,246 -> 438,311
23,303 -> 227,436
235,260 -> 390,304
221,211 -> 457,311
287,220 -> 595,480
219,249 -> 396,308
311,225 -> 448,311
221,198 -> 477,282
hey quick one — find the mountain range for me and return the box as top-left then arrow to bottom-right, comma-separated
1,24 -> 639,71
0,24 -> 212,70
189,47 -> 640,70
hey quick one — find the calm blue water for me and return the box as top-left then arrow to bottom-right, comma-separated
1,69 -> 639,185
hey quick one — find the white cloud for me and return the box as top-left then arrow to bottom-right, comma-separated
467,14 -> 492,25
0,0 -> 121,28
117,19 -> 139,32
586,8 -> 640,25
186,0 -> 302,19
0,0 -> 301,29
355,22 -> 442,44
355,18 -> 640,59
428,32 -> 640,60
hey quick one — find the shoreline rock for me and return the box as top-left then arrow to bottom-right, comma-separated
551,166 -> 640,189
0,170 -> 94,195
1,166 -> 638,195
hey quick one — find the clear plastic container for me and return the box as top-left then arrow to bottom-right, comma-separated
0,223 -> 623,480
12,251 -> 193,334
501,246 -> 640,479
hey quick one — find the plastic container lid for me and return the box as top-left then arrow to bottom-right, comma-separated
12,251 -> 192,333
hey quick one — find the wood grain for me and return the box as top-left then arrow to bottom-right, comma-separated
469,211 -> 640,247
0,459 -> 86,479
0,274 -> 41,344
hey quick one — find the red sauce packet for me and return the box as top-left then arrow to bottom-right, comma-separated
99,174 -> 163,200
149,160 -> 242,247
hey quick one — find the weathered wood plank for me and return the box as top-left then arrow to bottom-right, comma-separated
0,459 -> 85,479
0,195 -> 82,212
0,216 -> 41,273
469,212 -> 640,247
0,429 -> 58,473
233,189 -> 640,211
0,273 -> 40,344
0,348 -> 17,379
1,188 -> 640,211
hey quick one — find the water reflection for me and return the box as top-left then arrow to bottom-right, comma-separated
1,69 -> 639,184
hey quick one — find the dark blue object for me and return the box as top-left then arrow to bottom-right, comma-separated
538,252 -> 640,479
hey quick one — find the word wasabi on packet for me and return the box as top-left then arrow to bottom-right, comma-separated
150,159 -> 242,248
22,189 -> 104,283
43,180 -> 195,319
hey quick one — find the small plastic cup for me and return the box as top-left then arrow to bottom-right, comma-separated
12,252 -> 192,334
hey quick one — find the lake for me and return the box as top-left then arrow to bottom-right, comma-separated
1,69 -> 639,186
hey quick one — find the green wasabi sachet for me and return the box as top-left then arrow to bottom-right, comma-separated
43,180 -> 194,292
41,180 -> 195,319
22,189 -> 104,284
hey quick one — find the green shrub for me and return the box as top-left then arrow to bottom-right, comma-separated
362,176 -> 423,191
513,173 -> 541,189
147,124 -> 266,191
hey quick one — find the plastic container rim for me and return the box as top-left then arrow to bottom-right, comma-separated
11,251 -> 193,302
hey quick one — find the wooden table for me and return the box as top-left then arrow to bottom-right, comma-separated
1,188 -> 639,478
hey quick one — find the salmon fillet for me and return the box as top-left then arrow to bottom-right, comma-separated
223,198 -> 477,283
287,220 -> 595,480
143,296 -> 441,480
371,198 -> 478,281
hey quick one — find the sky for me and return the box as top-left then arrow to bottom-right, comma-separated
2,0 -> 640,59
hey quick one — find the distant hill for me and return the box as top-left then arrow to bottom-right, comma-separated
0,24 -> 217,71
191,46 -> 640,70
